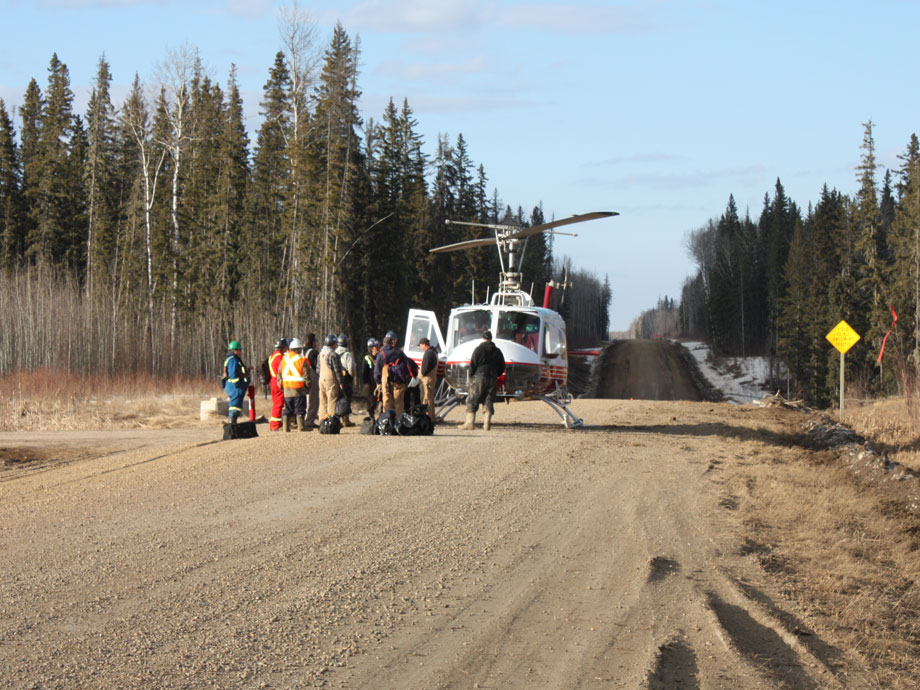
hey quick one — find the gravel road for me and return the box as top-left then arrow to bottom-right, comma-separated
0,393 -> 865,689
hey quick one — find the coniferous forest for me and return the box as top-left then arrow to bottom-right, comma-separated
632,121 -> 920,407
0,20 -> 612,378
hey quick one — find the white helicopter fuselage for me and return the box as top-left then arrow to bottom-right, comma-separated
404,302 -> 569,399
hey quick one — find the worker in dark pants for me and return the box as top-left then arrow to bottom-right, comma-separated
460,330 -> 505,431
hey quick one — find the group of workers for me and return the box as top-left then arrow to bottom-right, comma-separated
222,327 -> 505,432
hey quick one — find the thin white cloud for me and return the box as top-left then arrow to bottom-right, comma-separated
591,153 -> 688,166
583,164 -> 769,191
344,0 -> 656,35
36,0 -> 167,7
407,94 -> 537,113
375,55 -> 487,81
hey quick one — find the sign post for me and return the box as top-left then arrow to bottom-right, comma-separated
825,320 -> 861,414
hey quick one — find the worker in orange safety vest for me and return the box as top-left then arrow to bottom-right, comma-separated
267,338 -> 288,430
278,337 -> 313,432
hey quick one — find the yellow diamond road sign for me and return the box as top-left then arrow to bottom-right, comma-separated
826,320 -> 861,354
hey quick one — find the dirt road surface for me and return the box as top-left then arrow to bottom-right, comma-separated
595,340 -> 706,401
0,342 -> 879,688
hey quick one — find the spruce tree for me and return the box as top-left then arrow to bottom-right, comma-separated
307,23 -> 365,335
84,55 -> 118,294
0,99 -> 24,268
245,52 -> 291,323
28,54 -> 77,264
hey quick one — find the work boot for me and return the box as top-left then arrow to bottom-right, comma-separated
283,415 -> 292,432
297,416 -> 306,431
459,411 -> 476,430
482,411 -> 492,431
342,414 -> 355,427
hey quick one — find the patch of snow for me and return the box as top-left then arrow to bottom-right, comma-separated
682,341 -> 773,405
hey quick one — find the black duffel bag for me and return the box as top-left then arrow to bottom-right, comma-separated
223,420 -> 258,440
396,404 -> 433,436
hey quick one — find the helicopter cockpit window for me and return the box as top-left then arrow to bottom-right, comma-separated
544,323 -> 567,359
452,309 -> 492,348
496,312 -> 541,352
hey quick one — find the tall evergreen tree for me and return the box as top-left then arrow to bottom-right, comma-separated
84,55 -> 118,294
0,100 -> 24,268
307,23 -> 365,335
245,52 -> 291,323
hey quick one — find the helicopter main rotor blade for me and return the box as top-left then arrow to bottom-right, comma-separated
507,211 -> 618,241
430,211 -> 618,254
429,237 -> 498,254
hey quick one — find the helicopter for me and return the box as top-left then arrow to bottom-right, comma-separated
402,211 -> 618,428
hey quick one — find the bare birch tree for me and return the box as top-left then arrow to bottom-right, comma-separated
120,74 -> 166,333
155,43 -> 199,343
278,3 -> 318,321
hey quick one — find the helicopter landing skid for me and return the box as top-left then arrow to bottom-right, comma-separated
434,389 -> 583,429
533,394 -> 584,429
434,394 -> 463,422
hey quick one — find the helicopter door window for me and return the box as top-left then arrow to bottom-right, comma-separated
544,324 -> 566,359
410,316 -> 430,349
452,309 -> 491,348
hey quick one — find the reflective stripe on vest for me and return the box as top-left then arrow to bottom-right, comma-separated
224,356 -> 246,383
281,352 -> 307,387
269,350 -> 284,378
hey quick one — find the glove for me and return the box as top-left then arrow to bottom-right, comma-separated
373,385 -> 382,398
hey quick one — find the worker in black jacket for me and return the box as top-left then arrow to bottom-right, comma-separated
460,330 -> 505,431
419,337 -> 439,424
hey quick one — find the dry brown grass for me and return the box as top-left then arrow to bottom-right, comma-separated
842,397 -> 920,472
0,369 -> 218,431
722,428 -> 920,688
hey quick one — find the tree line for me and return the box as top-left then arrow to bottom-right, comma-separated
0,16 -> 611,377
635,120 -> 919,406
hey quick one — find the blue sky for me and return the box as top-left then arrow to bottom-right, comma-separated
1,0 -> 917,331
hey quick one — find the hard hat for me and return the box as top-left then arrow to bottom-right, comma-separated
337,333 -> 349,347
324,334 -> 338,347
288,337 -> 304,349
228,340 -> 242,351
274,338 -> 288,350
367,337 -> 379,348
385,330 -> 398,340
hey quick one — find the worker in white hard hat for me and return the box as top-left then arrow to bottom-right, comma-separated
278,337 -> 313,431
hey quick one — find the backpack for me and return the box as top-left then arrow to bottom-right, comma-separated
319,415 -> 342,435
387,358 -> 409,384
223,420 -> 258,440
258,358 -> 271,387
396,404 -> 434,436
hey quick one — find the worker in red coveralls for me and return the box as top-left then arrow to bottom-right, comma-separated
267,338 -> 288,431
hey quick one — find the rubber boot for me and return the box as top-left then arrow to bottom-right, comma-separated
482,411 -> 492,431
459,411 -> 476,430
283,415 -> 292,432
297,416 -> 306,431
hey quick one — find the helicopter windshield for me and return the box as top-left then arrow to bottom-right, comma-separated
496,312 -> 541,352
451,309 -> 492,348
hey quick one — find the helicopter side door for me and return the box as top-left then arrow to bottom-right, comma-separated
404,309 -> 446,368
